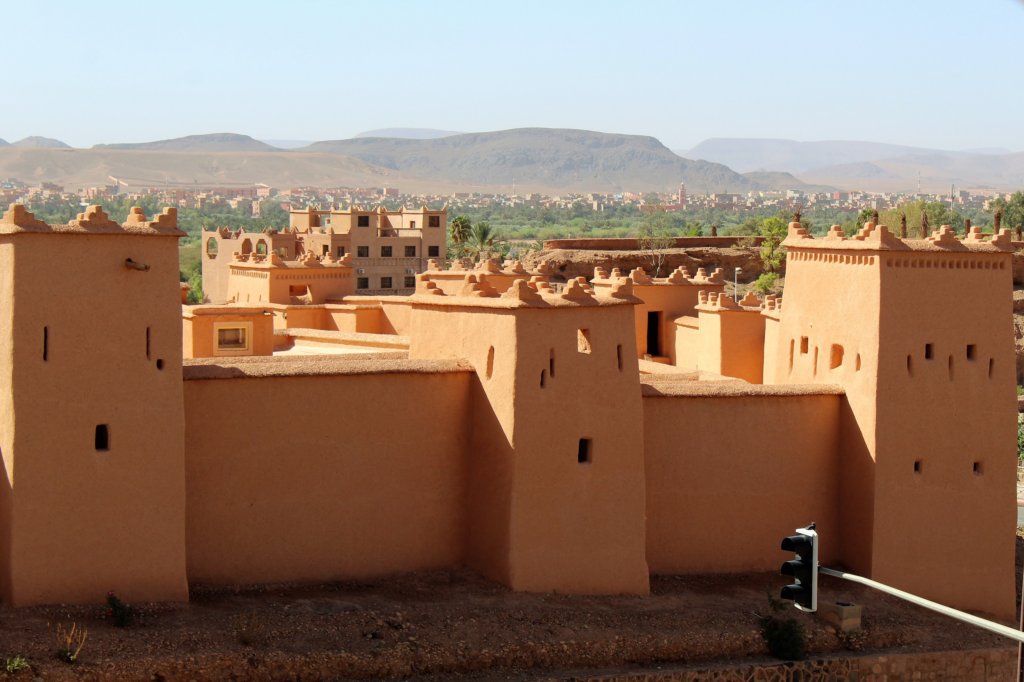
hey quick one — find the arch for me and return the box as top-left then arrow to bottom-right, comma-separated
255,239 -> 268,255
205,237 -> 219,258
241,238 -> 253,255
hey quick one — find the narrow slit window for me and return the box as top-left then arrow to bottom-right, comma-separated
549,349 -> 556,377
43,326 -> 48,361
485,346 -> 494,379
855,353 -> 862,371
540,369 -> 546,388
788,339 -> 794,373
906,355 -> 913,376
577,438 -> 592,464
913,459 -> 921,474
146,327 -> 151,360
989,358 -> 995,379
616,344 -> 623,371
95,424 -> 110,452
812,347 -> 818,377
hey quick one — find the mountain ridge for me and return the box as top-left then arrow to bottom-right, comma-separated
94,133 -> 279,152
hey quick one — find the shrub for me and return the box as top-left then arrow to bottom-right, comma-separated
753,272 -> 779,295
759,593 -> 806,661
106,591 -> 134,627
5,656 -> 28,673
53,622 -> 87,664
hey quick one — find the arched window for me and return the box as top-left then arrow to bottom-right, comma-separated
205,237 -> 219,258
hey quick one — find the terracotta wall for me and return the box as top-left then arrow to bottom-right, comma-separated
644,390 -> 840,573
182,368 -> 471,585
183,311 -> 275,358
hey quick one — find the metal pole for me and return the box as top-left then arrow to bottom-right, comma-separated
734,267 -> 741,300
819,566 -> 1024,644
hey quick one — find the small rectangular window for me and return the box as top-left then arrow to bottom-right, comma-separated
577,328 -> 592,354
357,246 -> 369,257
829,344 -> 843,369
428,246 -> 440,257
925,343 -> 934,360
43,326 -> 48,361
577,438 -> 592,464
966,344 -> 977,361
428,215 -> 440,227
337,246 -> 346,257
381,276 -> 393,289
381,246 -> 393,257
404,276 -> 416,288
217,326 -> 248,351
800,337 -> 809,354
322,245 -> 329,256
410,220 -> 416,229
357,277 -> 369,289
357,215 -> 369,227
405,245 -> 416,257
95,424 -> 110,451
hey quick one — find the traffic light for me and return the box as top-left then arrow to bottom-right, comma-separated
780,523 -> 817,612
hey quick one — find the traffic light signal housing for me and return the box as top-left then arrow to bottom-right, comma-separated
780,523 -> 818,612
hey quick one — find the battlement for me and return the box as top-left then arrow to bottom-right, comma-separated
695,290 -> 763,312
412,272 -> 639,309
591,265 -> 725,286
0,203 -> 184,237
784,221 -> 1014,254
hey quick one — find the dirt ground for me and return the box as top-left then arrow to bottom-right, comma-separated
0,540 -> 1017,682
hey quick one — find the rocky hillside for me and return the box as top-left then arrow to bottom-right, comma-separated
95,133 -> 279,152
302,128 -> 773,194
11,136 -> 70,149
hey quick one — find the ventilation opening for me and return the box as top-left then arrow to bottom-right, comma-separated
973,461 -> 983,476
812,346 -> 818,377
577,329 -> 592,354
146,327 -> 151,360
616,344 -> 623,371
948,355 -> 954,380
913,459 -> 921,474
906,355 -> 913,376
95,424 -> 110,452
830,344 -> 844,369
800,337 -> 809,354
156,358 -> 164,371
924,343 -> 933,360
549,349 -> 556,377
485,346 -> 494,379
540,369 -> 546,388
989,358 -> 995,379
42,326 -> 48,362
577,438 -> 592,464
855,353 -> 862,371
966,344 -> 977,361
788,339 -> 794,373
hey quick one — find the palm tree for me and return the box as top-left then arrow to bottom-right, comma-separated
449,215 -> 472,258
467,221 -> 498,261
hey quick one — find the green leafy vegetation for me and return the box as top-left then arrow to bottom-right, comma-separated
759,593 -> 806,661
4,656 -> 28,673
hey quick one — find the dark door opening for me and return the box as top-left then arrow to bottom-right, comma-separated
646,311 -> 661,356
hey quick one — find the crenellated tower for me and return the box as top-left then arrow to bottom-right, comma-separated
407,273 -> 650,594
0,204 -> 189,605
764,221 -> 1016,618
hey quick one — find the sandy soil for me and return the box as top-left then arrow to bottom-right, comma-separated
0,544 -> 1016,682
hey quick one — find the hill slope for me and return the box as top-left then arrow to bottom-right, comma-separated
682,138 -> 949,174
302,128 -> 771,193
12,136 -> 71,149
94,133 -> 279,152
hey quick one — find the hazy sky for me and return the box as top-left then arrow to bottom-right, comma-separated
3,0 -> 1022,151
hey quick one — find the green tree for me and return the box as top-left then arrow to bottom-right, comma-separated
990,192 -> 1024,235
759,216 -> 787,273
467,221 -> 499,261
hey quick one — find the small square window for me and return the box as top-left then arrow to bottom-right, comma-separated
405,245 -> 416,257
428,246 -> 440,257
357,215 -> 369,227
381,246 -> 393,257
381,276 -> 393,289
404,276 -> 416,288
357,277 -> 369,289
216,326 -> 249,351
357,246 -> 369,257
428,215 -> 440,228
